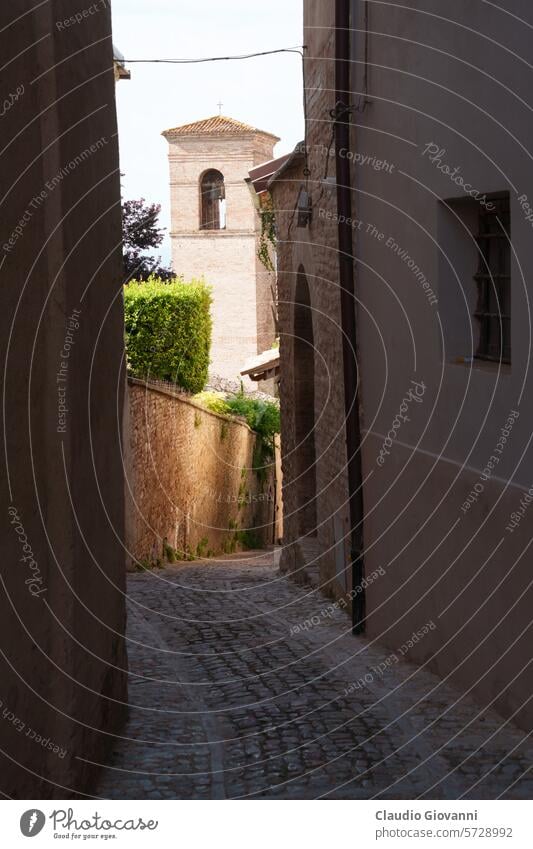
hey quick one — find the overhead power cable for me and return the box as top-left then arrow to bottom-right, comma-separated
122,47 -> 305,64
120,44 -> 311,186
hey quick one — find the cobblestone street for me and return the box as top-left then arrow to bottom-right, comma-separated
94,552 -> 533,800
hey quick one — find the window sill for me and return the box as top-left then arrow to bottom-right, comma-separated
171,229 -> 256,238
448,357 -> 512,375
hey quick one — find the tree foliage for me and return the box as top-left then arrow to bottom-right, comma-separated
122,198 -> 173,282
124,276 -> 212,393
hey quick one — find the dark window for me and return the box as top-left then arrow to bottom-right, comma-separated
474,194 -> 511,363
200,170 -> 226,231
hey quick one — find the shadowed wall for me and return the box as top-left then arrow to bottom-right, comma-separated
0,1 -> 127,798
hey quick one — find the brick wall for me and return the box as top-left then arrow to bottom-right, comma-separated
126,380 -> 276,566
172,233 -> 260,381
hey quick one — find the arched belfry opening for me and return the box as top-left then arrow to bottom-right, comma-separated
200,169 -> 226,230
293,266 -> 317,536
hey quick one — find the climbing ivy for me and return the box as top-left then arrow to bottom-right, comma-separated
257,192 -> 276,272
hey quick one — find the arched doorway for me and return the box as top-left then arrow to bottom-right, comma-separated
293,267 -> 317,536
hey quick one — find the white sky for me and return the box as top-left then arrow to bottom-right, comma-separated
111,0 -> 304,263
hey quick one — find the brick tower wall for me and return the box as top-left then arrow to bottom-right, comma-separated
166,132 -> 277,381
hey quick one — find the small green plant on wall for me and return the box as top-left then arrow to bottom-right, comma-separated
136,556 -> 162,572
163,540 -> 178,563
196,537 -> 209,558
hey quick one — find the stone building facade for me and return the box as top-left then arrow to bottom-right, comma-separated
0,1 -> 127,797
163,116 -> 279,382
266,0 -> 533,733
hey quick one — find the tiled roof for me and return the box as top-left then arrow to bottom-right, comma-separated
162,115 -> 280,140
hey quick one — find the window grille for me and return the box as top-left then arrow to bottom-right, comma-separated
473,194 -> 511,364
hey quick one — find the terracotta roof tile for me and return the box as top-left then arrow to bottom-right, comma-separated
162,115 -> 279,140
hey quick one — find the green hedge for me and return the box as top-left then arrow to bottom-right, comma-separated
124,276 -> 212,393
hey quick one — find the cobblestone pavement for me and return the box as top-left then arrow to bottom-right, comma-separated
94,552 -> 533,800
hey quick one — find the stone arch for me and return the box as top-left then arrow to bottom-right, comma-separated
199,169 -> 226,230
293,266 -> 317,536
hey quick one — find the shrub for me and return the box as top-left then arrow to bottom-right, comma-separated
124,276 -> 212,393
193,389 -> 280,440
192,388 -> 280,470
193,391 -> 229,416
224,392 -> 280,443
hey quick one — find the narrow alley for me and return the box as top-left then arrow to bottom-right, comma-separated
94,552 -> 533,800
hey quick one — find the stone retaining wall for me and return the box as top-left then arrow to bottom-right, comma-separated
126,379 -> 276,567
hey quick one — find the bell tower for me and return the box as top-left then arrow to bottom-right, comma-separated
163,115 -> 280,383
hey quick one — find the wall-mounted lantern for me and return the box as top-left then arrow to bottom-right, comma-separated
297,187 -> 312,228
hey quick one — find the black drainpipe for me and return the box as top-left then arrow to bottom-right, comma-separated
334,0 -> 366,634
